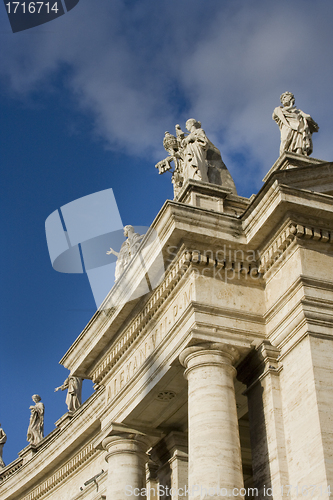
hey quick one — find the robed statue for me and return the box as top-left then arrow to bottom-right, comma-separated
107,225 -> 143,281
55,375 -> 83,413
27,394 -> 44,445
273,92 -> 319,157
155,119 -> 237,198
0,424 -> 7,468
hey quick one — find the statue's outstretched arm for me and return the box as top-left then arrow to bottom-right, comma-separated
106,248 -> 119,256
55,378 -> 69,392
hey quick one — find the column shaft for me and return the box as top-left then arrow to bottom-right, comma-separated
103,434 -> 148,500
180,344 -> 244,499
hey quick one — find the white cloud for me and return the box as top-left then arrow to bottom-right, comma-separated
1,0 -> 333,192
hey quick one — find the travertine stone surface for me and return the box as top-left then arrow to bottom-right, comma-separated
280,336 -> 333,497
180,344 -> 244,499
102,433 -> 150,500
239,341 -> 289,499
150,431 -> 188,500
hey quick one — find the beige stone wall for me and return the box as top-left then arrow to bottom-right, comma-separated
280,336 -> 331,498
309,335 -> 333,487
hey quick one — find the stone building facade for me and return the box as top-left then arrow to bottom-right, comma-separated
1,152 -> 333,499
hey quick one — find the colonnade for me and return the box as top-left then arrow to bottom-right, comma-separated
101,343 -> 245,500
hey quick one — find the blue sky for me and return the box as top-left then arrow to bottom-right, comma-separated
1,0 -> 333,465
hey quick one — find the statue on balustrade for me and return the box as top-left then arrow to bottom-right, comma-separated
155,119 -> 237,198
0,424 -> 7,468
273,92 -> 319,157
107,225 -> 144,281
55,375 -> 83,413
27,394 -> 44,445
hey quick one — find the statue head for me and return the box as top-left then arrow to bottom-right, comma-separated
185,119 -> 201,132
123,225 -> 134,237
280,92 -> 295,107
32,394 -> 41,403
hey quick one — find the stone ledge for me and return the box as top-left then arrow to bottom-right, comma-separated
263,152 -> 327,183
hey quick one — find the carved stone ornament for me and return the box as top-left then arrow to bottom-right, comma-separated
155,119 -> 237,198
273,92 -> 319,157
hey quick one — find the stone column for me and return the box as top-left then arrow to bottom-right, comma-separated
102,431 -> 150,500
179,343 -> 244,500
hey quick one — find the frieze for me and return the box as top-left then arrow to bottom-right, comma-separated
21,443 -> 96,500
92,251 -> 192,384
93,247 -> 261,386
105,281 -> 194,404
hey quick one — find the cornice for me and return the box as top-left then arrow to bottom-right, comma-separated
258,222 -> 333,276
91,248 -> 262,385
242,177 -> 333,250
262,152 -> 327,183
0,458 -> 23,483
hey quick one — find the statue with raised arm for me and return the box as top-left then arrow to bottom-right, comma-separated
27,395 -> 44,445
0,424 -> 7,468
107,225 -> 143,281
156,119 -> 237,198
55,375 -> 83,413
273,92 -> 319,157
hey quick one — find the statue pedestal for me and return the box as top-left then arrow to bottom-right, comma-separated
55,412 -> 74,429
18,444 -> 38,464
176,179 -> 249,216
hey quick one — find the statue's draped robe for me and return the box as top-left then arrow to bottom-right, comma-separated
27,402 -> 44,445
0,428 -> 6,467
273,106 -> 319,156
65,377 -> 82,412
183,128 -> 209,182
115,232 -> 142,281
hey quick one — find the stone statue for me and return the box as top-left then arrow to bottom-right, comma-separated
107,225 -> 143,281
156,119 -> 237,197
55,376 -> 83,413
273,92 -> 319,157
0,424 -> 7,468
27,395 -> 44,445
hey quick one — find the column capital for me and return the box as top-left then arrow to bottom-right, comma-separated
95,422 -> 151,453
102,434 -> 150,464
179,342 -> 239,378
237,340 -> 281,388
98,423 -> 151,499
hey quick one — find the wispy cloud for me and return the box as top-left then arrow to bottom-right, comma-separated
1,0 -> 333,192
